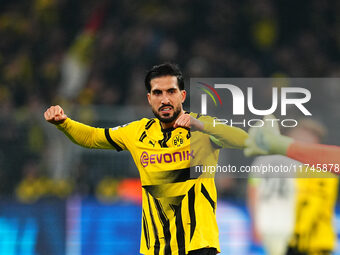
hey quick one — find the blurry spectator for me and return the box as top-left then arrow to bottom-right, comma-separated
0,0 -> 339,198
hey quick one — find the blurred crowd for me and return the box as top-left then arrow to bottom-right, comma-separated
0,0 -> 339,200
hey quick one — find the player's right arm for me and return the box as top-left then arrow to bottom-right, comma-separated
44,105 -> 125,150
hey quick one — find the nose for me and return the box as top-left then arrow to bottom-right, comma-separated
161,94 -> 171,105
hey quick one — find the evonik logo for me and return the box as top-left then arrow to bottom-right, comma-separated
140,150 -> 195,167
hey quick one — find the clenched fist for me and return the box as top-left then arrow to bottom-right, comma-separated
173,113 -> 204,131
44,105 -> 68,125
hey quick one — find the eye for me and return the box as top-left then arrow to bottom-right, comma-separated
168,89 -> 176,94
153,90 -> 162,95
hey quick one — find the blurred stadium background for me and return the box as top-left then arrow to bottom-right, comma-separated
0,0 -> 340,254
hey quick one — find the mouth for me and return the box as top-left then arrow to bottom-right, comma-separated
159,105 -> 173,115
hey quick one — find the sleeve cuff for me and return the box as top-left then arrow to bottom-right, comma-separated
56,118 -> 71,130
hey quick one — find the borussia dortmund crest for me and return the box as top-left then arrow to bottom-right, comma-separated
173,134 -> 184,147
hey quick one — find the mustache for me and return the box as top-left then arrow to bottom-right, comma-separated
158,104 -> 174,111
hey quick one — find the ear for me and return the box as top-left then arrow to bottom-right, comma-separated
147,93 -> 151,105
181,90 -> 186,103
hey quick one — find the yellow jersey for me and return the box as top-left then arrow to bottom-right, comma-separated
57,113 -> 248,254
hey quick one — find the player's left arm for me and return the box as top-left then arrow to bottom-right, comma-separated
174,113 -> 248,149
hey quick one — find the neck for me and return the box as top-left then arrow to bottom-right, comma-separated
160,110 -> 185,130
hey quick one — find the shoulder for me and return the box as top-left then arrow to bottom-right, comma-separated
123,118 -> 158,131
109,118 -> 157,140
109,119 -> 146,132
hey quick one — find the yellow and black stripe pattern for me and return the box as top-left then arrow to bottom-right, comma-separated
104,113 -> 248,254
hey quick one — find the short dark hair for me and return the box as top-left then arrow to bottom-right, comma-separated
144,63 -> 184,92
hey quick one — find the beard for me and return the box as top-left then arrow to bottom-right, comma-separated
152,105 -> 182,123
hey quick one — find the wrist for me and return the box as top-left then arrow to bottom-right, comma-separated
56,118 -> 70,129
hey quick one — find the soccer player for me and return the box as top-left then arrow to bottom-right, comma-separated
245,117 -> 338,255
44,63 -> 248,255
